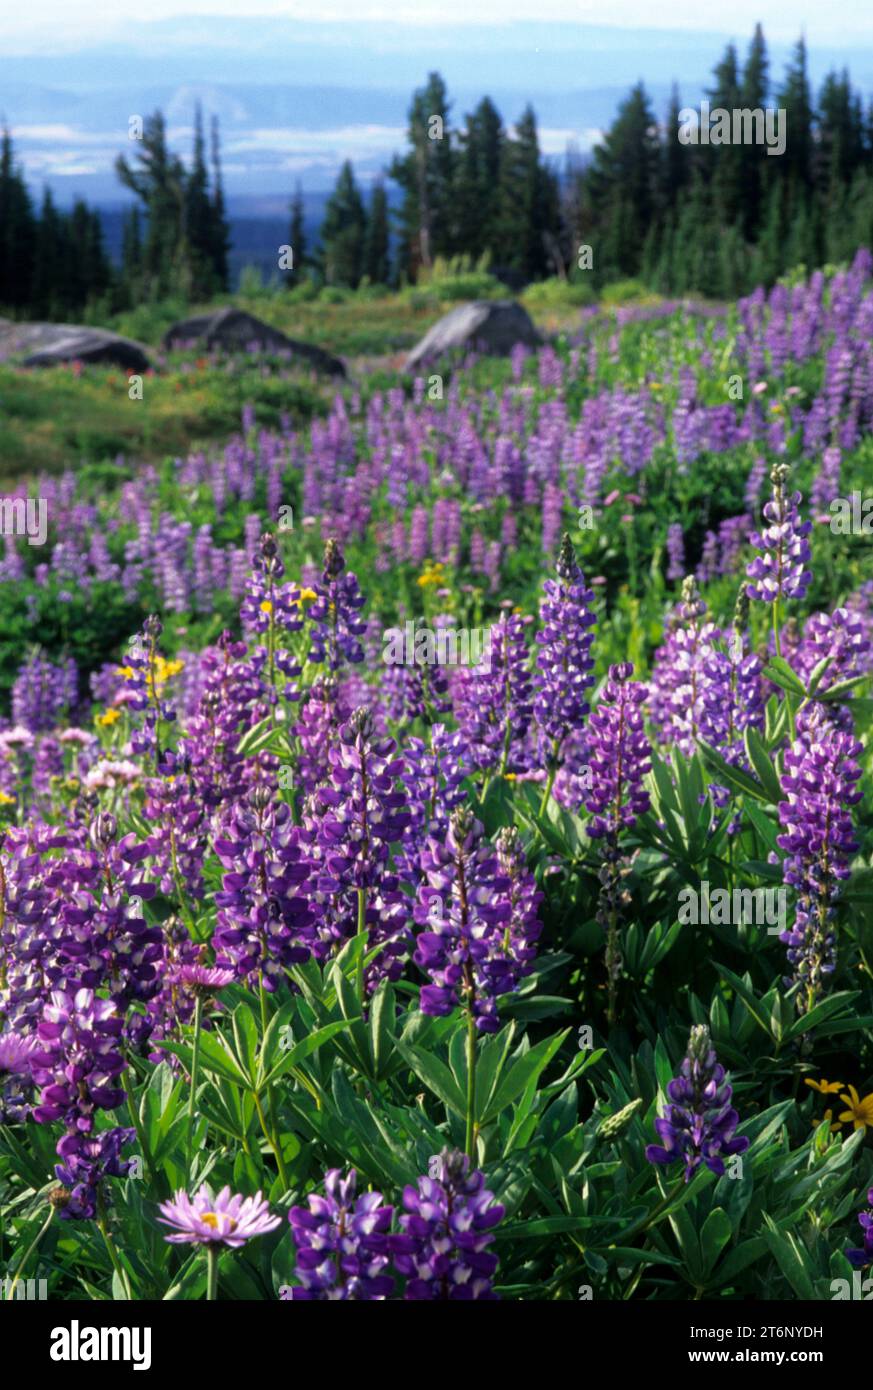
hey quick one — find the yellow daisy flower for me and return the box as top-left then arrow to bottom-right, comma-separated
0,790 -> 16,805
804,1077 -> 845,1095
838,1086 -> 873,1130
96,708 -> 122,727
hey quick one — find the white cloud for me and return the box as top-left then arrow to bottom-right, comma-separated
4,1 -> 873,49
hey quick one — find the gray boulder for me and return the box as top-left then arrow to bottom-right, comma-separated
406,300 -> 541,369
0,320 -> 152,372
163,307 -> 346,377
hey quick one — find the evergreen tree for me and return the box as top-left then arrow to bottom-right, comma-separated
209,115 -> 231,292
0,128 -> 36,310
363,180 -> 390,284
389,72 -> 456,278
584,83 -> 660,279
454,97 -> 504,261
288,182 -> 307,278
495,105 -> 560,281
185,104 -> 218,298
320,160 -> 366,287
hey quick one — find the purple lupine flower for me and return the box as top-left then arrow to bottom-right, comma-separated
392,1149 -> 504,1300
746,463 -> 813,603
143,755 -> 207,900
584,663 -> 651,840
12,653 -> 78,733
159,1184 -> 281,1247
666,523 -> 685,582
533,533 -> 597,761
698,584 -> 765,797
0,1031 -> 37,1123
646,1025 -> 749,1181
649,577 -> 722,756
307,538 -> 368,672
413,807 -> 520,1033
31,987 -> 127,1129
453,611 -> 533,775
790,606 -> 871,739
846,1186 -> 873,1269
494,827 -> 543,983
777,731 -> 863,1010
54,1126 -> 137,1220
213,785 -> 318,990
124,615 -> 177,768
308,707 -> 409,893
283,1169 -> 394,1300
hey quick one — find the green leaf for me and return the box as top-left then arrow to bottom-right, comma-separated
699,1207 -> 733,1276
743,727 -> 783,804
762,657 -> 806,698
393,1039 -> 467,1119
481,1029 -> 569,1124
698,740 -> 768,802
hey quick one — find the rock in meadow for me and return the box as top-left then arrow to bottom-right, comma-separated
0,319 -> 152,372
405,299 -> 541,369
162,306 -> 346,377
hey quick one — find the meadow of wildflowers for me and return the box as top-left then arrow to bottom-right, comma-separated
2,257 -> 873,1305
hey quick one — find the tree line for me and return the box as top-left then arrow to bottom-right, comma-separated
3,25 -> 873,317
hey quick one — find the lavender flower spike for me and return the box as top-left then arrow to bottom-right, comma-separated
646,1025 -> 749,1182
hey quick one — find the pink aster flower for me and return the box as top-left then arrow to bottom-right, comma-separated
176,964 -> 236,995
159,1184 -> 281,1248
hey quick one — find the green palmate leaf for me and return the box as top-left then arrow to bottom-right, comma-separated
699,1206 -> 733,1276
743,727 -> 783,804
235,716 -> 280,757
698,739 -> 769,802
761,1216 -> 817,1300
762,656 -> 807,698
393,1039 -> 467,1118
714,964 -> 776,1040
480,1029 -> 569,1124
816,674 -> 869,701
263,1020 -> 355,1086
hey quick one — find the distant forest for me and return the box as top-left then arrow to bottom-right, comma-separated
3,22 -> 873,317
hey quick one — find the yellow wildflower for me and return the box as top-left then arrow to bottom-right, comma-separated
804,1077 -> 844,1095
0,791 -> 16,805
96,709 -> 122,727
838,1086 -> 873,1131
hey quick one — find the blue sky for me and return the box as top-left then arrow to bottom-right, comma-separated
6,7 -> 873,204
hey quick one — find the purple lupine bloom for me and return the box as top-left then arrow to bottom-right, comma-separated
283,1169 -> 394,1300
533,533 -> 597,757
54,1126 -> 137,1220
413,807 -> 519,1033
12,653 -> 78,733
307,538 -> 368,672
159,1184 -> 281,1247
648,577 -> 722,757
124,615 -> 177,768
646,1025 -> 749,1181
31,987 -> 127,1129
584,663 -> 651,840
454,611 -> 533,775
494,827 -> 543,982
790,606 -> 871,739
0,1031 -> 37,1123
308,708 -> 409,893
666,523 -> 685,582
392,1149 -> 504,1300
777,731 -> 863,1010
846,1186 -> 873,1269
745,463 -> 813,603
213,785 -> 318,990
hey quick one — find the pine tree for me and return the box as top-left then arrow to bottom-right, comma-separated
389,72 -> 456,279
454,97 -> 503,261
320,160 -> 366,287
185,104 -> 217,298
363,180 -> 390,284
115,111 -> 187,297
288,182 -> 307,279
584,83 -> 660,280
0,128 -> 36,310
209,115 -> 230,292
495,105 -> 560,282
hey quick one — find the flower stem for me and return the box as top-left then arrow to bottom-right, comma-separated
206,1244 -> 219,1301
4,1205 -> 53,1301
465,1007 -> 478,1161
185,994 -> 204,1188
355,886 -> 368,1003
97,1193 -> 131,1300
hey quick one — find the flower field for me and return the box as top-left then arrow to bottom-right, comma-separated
2,257 -> 873,1305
